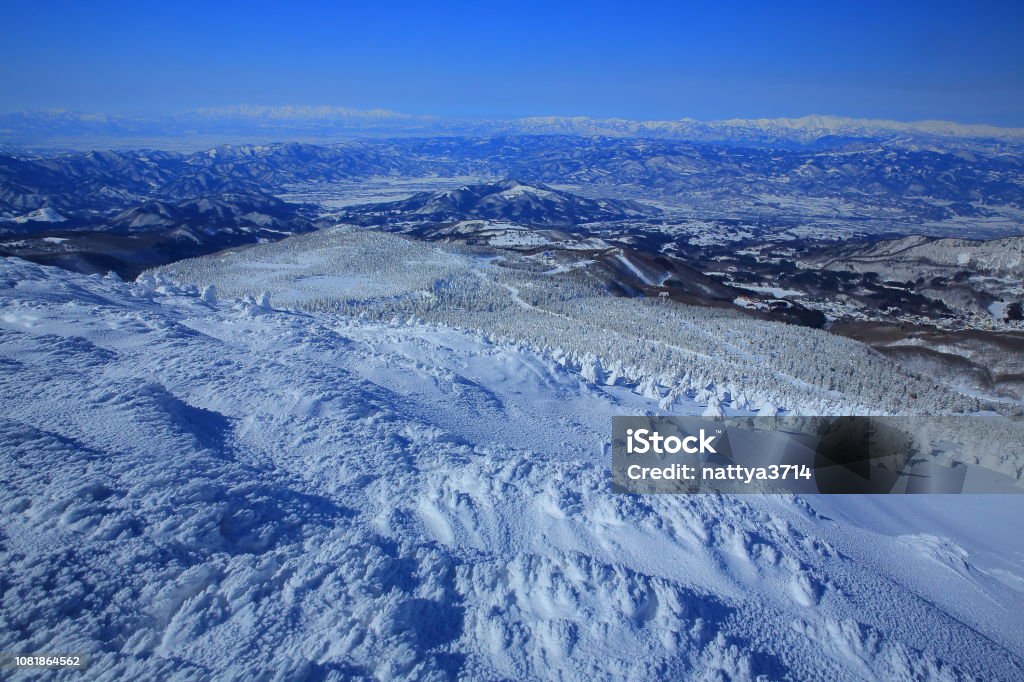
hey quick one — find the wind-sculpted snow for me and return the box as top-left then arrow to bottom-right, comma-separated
2,257 -> 1023,680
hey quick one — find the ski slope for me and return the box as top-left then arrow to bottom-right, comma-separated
1,257 -> 1023,680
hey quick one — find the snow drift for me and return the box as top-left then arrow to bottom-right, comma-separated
1,257 -> 1023,680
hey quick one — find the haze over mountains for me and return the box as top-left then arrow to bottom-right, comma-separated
4,106 -> 1024,150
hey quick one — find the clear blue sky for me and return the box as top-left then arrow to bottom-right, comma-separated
2,0 -> 1023,125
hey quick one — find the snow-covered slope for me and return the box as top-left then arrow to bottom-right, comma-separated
343,179 -> 657,228
11,207 -> 66,224
2,257 -> 1023,680
158,227 -> 1001,418
810,234 -> 1024,278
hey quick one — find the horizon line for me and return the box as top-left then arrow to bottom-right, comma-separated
4,105 -> 1024,133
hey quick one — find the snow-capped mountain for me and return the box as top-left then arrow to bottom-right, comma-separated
11,207 -> 66,224
713,114 -> 1024,143
107,193 -> 301,234
4,108 -> 1024,149
509,114 -> 1024,146
343,179 -> 658,228
0,190 -> 315,278
186,104 -> 419,122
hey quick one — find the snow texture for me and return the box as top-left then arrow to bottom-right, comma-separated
1,257 -> 1023,680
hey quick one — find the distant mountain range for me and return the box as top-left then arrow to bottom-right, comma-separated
505,114 -> 1024,148
6,136 -> 1021,233
3,107 -> 1024,150
2,133 -> 1022,278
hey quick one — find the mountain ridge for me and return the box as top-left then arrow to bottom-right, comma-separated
341,179 -> 659,227
4,108 -> 1024,150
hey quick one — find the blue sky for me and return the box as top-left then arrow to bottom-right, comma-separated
2,0 -> 1023,125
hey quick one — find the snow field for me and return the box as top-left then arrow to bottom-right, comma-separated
1,258 -> 1023,679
